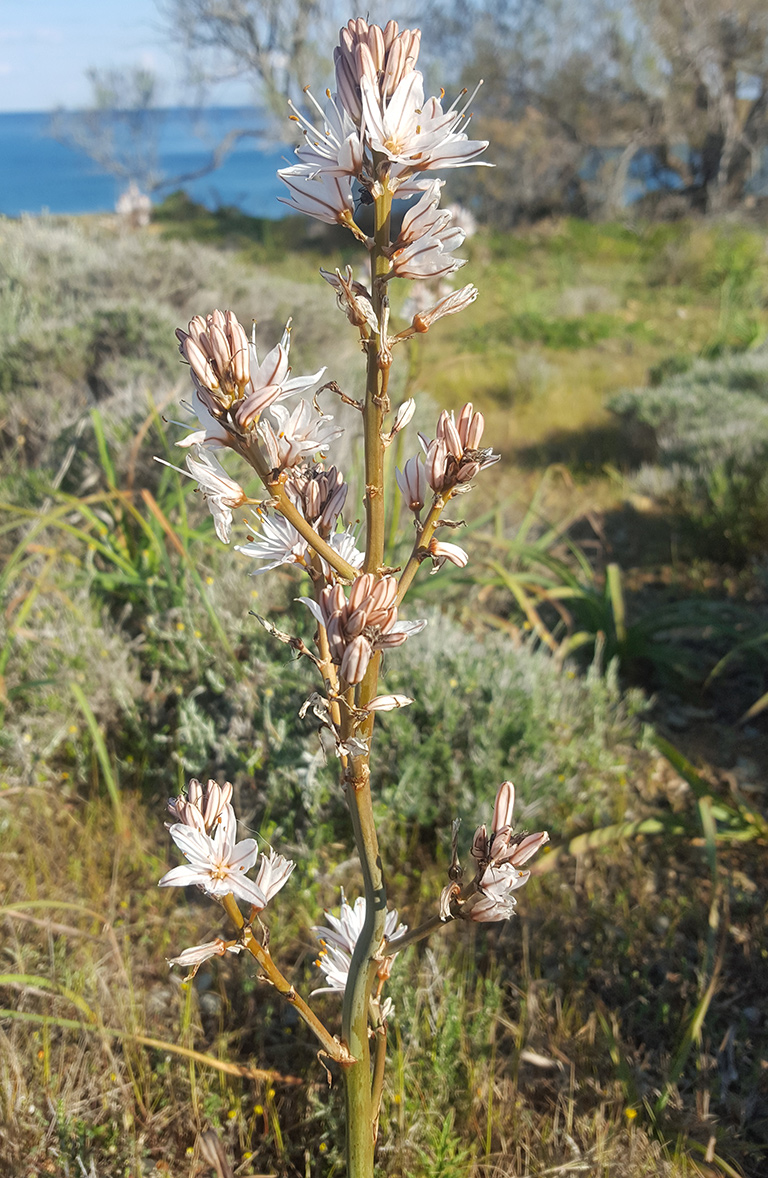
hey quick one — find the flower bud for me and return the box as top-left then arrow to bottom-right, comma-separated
396,455 -> 426,513
341,634 -> 373,684
365,694 -> 414,712
348,573 -> 375,613
429,539 -> 469,568
492,781 -> 516,833
425,437 -> 448,492
391,398 -> 415,435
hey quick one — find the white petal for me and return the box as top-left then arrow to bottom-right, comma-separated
230,874 -> 269,908
297,596 -> 325,626
158,864 -> 208,888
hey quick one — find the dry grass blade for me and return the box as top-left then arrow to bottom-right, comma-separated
0,1008 -> 303,1085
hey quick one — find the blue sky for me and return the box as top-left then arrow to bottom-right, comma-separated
0,0 -> 249,111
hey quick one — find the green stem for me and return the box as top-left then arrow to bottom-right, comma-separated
396,493 -> 448,605
340,695 -> 387,1176
237,441 -> 358,580
363,187 -> 393,576
342,179 -> 393,1178
370,1018 -> 387,1143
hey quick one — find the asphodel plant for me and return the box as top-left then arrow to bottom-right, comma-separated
156,18 -> 549,1175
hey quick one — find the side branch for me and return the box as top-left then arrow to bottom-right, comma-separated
238,441 -> 358,580
220,894 -> 353,1066
396,493 -> 449,604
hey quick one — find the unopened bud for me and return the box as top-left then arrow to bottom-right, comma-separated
341,634 -> 373,684
365,694 -> 414,712
492,781 -> 516,834
429,539 -> 469,568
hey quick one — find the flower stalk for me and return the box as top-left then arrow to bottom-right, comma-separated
152,18 -> 552,1178
220,894 -> 353,1066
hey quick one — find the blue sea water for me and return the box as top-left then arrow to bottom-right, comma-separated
0,107 -> 292,218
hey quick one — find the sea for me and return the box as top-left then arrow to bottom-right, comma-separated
0,107 -> 293,219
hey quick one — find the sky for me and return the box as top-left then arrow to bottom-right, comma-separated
0,0 -> 250,112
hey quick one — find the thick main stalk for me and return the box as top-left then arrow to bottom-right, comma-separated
362,186 -> 393,576
343,181 -> 393,1178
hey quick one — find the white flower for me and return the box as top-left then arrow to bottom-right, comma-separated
324,526 -> 365,576
396,180 -> 448,245
175,392 -> 234,450
360,72 -> 489,181
258,400 -> 343,471
464,863 -> 531,922
154,447 -> 247,544
235,512 -> 309,573
391,217 -> 466,281
287,90 -> 363,177
254,849 -> 295,904
311,893 -> 406,995
159,805 -> 268,909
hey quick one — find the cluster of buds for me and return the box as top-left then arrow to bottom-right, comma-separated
334,18 -> 422,126
301,573 -> 426,685
176,312 -> 325,439
441,782 -> 549,923
178,310 -> 250,412
285,464 -> 348,536
421,402 -> 500,493
167,777 -> 233,833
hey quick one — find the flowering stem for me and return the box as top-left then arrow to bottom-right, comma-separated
338,177 -> 395,1178
396,493 -> 448,604
219,894 -> 352,1066
341,674 -> 387,1175
363,184 -> 393,576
